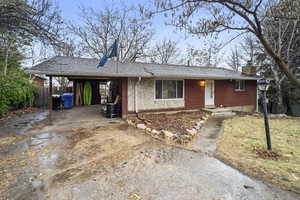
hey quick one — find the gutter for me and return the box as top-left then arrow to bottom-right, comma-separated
26,70 -> 260,80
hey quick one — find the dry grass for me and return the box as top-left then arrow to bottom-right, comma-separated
216,115 -> 300,192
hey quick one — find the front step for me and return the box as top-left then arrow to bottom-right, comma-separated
202,107 -> 236,116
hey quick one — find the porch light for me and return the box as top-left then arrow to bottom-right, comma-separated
199,80 -> 205,87
257,78 -> 270,91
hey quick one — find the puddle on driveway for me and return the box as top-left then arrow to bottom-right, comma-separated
0,110 -> 48,137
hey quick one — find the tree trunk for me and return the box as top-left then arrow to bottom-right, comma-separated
4,47 -> 9,76
257,35 -> 300,88
276,84 -> 285,113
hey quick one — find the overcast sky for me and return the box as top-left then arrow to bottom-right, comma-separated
51,0 -> 244,68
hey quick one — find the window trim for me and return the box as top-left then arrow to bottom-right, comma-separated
154,79 -> 185,100
234,80 -> 246,91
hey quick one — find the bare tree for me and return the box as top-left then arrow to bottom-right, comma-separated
150,39 -> 179,64
259,0 -> 300,112
180,47 -> 206,66
70,6 -> 153,62
227,47 -> 242,71
180,38 -> 221,67
241,35 -> 258,64
52,30 -> 83,57
142,0 -> 300,87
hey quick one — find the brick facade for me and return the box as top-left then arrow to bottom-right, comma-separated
214,80 -> 257,108
125,79 -> 257,116
184,79 -> 205,109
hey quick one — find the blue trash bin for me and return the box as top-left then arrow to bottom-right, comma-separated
62,93 -> 74,109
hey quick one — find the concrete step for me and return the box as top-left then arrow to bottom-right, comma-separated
202,107 -> 236,117
212,111 -> 236,117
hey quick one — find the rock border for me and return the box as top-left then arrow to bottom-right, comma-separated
127,113 -> 210,144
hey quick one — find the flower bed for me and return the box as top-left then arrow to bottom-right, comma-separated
127,111 -> 210,144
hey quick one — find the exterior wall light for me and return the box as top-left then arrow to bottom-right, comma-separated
199,80 -> 205,87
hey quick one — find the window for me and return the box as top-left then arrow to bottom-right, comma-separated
155,80 -> 184,99
235,80 -> 246,91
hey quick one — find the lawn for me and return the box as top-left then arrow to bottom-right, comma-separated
216,115 -> 300,192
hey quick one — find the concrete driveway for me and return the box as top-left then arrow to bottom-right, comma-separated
0,106 -> 299,200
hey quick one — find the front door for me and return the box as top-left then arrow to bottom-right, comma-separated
205,80 -> 215,107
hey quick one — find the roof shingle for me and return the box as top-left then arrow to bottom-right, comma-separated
27,56 -> 258,80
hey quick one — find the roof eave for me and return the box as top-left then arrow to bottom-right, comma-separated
26,69 -> 259,80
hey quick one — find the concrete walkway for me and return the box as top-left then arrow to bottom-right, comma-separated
189,116 -> 226,155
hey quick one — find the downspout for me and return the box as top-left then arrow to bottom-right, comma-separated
135,77 -> 141,114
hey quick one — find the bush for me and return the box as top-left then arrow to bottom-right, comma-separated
0,70 -> 37,115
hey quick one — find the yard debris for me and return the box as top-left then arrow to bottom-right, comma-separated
127,111 -> 210,144
243,185 -> 255,189
0,107 -> 38,120
128,192 -> 142,200
252,146 -> 281,160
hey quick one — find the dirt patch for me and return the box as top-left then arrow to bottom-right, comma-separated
0,107 -> 39,121
138,111 -> 206,135
52,125 -> 148,185
0,135 -> 24,148
216,115 -> 300,192
0,149 -> 29,196
128,111 -> 210,144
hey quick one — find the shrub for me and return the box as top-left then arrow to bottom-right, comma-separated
0,70 -> 37,115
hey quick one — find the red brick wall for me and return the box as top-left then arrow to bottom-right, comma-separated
214,80 -> 257,107
184,79 -> 205,109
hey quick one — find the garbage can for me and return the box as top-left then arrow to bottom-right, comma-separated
52,95 -> 62,110
106,103 -> 121,118
62,93 -> 74,109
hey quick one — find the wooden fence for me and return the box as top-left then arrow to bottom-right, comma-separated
35,87 -> 49,108
35,87 -> 73,108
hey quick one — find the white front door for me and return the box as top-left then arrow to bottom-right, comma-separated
205,80 -> 215,106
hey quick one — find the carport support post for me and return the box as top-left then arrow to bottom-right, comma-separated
48,76 -> 53,125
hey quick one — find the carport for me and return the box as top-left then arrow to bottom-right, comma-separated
28,56 -> 129,123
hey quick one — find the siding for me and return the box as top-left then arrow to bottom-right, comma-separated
214,80 -> 257,107
184,79 -> 205,109
127,78 -> 184,112
121,78 -> 128,118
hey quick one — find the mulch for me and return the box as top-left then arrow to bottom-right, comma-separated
134,111 -> 206,136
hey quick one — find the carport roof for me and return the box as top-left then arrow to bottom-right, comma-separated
27,56 -> 259,80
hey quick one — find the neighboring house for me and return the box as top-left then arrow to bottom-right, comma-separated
31,75 -> 46,87
28,56 -> 258,118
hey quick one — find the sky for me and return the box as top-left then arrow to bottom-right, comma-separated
54,0 -> 244,68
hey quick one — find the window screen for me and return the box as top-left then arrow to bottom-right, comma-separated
155,80 -> 183,99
